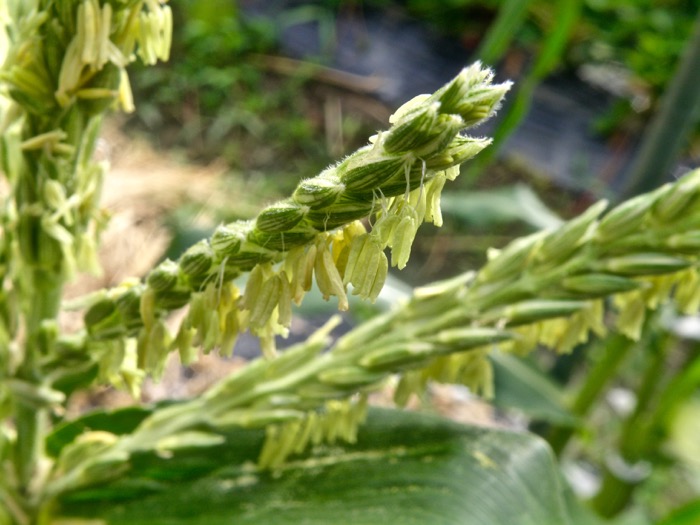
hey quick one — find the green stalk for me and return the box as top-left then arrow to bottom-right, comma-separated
590,329 -> 672,518
13,269 -> 64,502
547,333 -> 636,455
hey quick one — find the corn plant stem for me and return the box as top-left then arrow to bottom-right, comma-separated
1,3 -> 172,521
14,269 -> 62,490
621,330 -> 673,458
547,333 -> 637,456
590,329 -> 672,518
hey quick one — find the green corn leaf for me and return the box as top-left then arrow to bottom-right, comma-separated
51,408 -> 573,525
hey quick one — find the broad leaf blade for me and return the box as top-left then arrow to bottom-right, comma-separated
56,408 -> 572,524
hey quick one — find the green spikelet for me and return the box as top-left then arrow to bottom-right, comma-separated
338,150 -> 407,194
601,253 -> 691,276
292,170 -> 345,209
256,200 -> 309,233
180,240 -> 214,278
210,223 -> 246,258
146,259 -> 180,292
562,273 -> 641,298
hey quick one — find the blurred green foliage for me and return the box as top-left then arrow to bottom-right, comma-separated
130,0 -> 700,188
129,0 -> 373,208
575,0 -> 698,92
343,0 -> 699,137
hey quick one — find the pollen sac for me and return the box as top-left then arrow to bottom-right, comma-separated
247,273 -> 282,330
344,234 -> 388,301
390,214 -> 418,270
276,272 -> 293,328
256,200 -> 308,233
42,179 -> 67,210
374,213 -> 401,246
293,169 -> 344,209
314,244 -> 348,310
285,244 -> 316,304
425,173 -> 447,226
675,269 -> 700,313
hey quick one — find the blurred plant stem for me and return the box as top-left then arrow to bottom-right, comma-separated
474,0 -> 534,65
621,9 -> 700,199
595,336 -> 700,517
547,332 -> 637,456
14,270 -> 63,499
590,328 -> 672,518
467,0 -> 583,176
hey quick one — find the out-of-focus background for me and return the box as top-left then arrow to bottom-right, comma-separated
88,1 -> 700,522
119,0 -> 700,284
